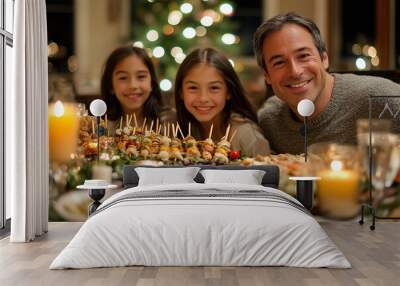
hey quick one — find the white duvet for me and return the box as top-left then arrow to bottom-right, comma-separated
50,183 -> 351,269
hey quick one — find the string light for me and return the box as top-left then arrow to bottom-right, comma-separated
200,16 -> 213,27
133,41 -> 144,48
371,56 -> 380,66
362,45 -> 370,56
163,25 -> 175,36
367,46 -> 377,58
182,27 -> 196,39
160,79 -> 172,91
180,3 -> 193,14
171,46 -> 183,57
221,33 -> 236,45
48,42 -> 59,57
175,52 -> 186,63
352,43 -> 362,55
219,3 -> 233,15
356,57 -> 366,70
153,46 -> 165,58
196,26 -> 207,37
168,10 -> 183,25
146,30 -> 159,42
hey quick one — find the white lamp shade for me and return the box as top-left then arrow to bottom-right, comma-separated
297,99 -> 315,117
89,99 -> 107,116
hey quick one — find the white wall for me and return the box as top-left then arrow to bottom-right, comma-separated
264,0 -> 329,47
74,0 -> 130,96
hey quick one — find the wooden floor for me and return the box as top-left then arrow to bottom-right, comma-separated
0,221 -> 399,286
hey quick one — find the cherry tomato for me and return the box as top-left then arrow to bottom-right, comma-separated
229,150 -> 240,160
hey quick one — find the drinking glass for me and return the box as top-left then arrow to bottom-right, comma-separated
356,119 -> 399,199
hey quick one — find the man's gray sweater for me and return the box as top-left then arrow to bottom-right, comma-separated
258,73 -> 400,154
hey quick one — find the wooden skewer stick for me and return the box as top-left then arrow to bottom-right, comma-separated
174,123 -> 179,138
92,118 -> 95,135
155,118 -> 159,133
132,114 -> 135,127
133,127 -> 136,135
149,120 -> 154,132
188,122 -> 191,137
167,123 -> 170,138
126,114 -> 129,127
208,123 -> 214,139
177,124 -> 184,139
171,124 -> 176,138
156,122 -> 161,135
163,123 -> 167,136
141,117 -> 147,131
229,129 -> 237,143
224,124 -> 231,140
119,116 -> 123,129
133,113 -> 138,127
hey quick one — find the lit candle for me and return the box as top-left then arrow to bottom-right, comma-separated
317,160 -> 360,218
48,101 -> 79,162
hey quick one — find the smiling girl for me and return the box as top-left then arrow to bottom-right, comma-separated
175,48 -> 270,157
101,45 -> 163,132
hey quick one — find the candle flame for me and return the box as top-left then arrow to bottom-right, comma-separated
53,100 -> 65,117
330,160 -> 343,172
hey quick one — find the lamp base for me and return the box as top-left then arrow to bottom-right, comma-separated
88,188 -> 105,216
289,177 -> 320,211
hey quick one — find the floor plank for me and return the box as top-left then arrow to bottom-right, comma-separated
0,221 -> 399,286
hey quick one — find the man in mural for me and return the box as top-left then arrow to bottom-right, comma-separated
253,12 -> 400,154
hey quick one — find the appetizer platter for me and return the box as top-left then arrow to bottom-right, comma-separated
78,114 -> 241,166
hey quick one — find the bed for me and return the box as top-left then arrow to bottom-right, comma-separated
50,164 -> 351,269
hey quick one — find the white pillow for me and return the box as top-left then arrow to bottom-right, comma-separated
135,167 -> 201,186
200,169 -> 266,185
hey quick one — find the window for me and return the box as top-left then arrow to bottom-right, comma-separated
1,0 -> 14,231
230,0 -> 263,57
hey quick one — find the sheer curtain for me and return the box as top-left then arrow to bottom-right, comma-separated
7,0 -> 49,242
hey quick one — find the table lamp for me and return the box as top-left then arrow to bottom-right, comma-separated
89,99 -> 107,161
297,99 -> 315,162
289,99 -> 319,211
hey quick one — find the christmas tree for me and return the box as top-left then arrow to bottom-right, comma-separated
131,0 -> 240,92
